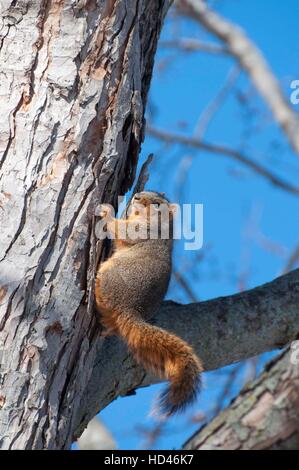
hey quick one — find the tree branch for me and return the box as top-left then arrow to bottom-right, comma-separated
147,126 -> 299,197
283,243 -> 299,274
160,38 -> 229,55
74,268 -> 299,437
176,0 -> 299,155
184,348 -> 299,449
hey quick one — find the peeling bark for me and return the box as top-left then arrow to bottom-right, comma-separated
184,348 -> 299,450
0,0 -> 170,449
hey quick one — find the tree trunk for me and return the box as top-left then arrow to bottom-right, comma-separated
0,0 -> 169,450
184,348 -> 299,450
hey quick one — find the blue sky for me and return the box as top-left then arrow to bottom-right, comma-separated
97,0 -> 299,450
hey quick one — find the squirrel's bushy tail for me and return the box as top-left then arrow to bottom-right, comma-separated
115,312 -> 203,416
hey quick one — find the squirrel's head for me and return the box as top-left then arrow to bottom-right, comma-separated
129,191 -> 177,240
131,191 -> 177,217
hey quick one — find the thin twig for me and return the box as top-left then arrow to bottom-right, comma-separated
147,126 -> 299,197
213,362 -> 243,416
122,153 -> 154,218
173,270 -> 199,302
160,38 -> 229,55
283,243 -> 299,274
132,153 -> 154,196
176,0 -> 299,155
194,66 -> 240,139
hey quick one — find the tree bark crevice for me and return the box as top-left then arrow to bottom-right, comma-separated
0,0 -> 169,449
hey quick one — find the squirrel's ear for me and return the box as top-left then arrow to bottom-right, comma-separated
169,203 -> 179,214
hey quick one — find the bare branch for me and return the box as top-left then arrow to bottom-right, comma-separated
132,153 -> 154,195
122,153 -> 154,216
212,362 -> 243,416
283,243 -> 299,274
194,66 -> 240,139
147,126 -> 299,197
184,348 -> 299,450
173,270 -> 199,302
74,268 -> 299,436
176,0 -> 299,155
160,38 -> 229,55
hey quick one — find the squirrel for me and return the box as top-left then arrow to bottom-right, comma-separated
95,191 -> 203,416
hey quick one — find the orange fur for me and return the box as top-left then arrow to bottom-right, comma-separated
95,191 -> 202,415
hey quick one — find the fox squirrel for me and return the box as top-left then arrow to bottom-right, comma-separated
95,191 -> 202,416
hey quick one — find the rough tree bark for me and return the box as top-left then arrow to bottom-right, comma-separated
184,348 -> 299,450
1,0 -> 298,451
0,0 -> 170,450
